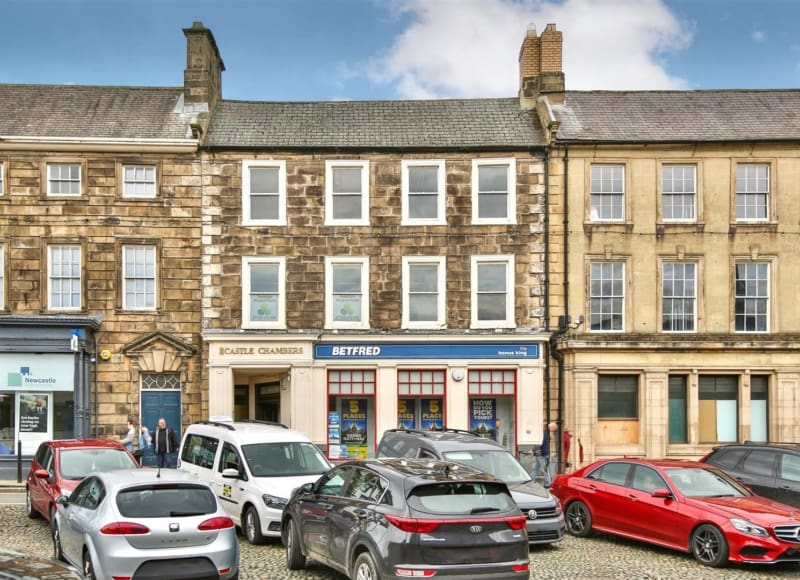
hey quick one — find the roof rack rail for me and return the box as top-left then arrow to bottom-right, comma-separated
240,419 -> 289,429
194,420 -> 236,431
744,440 -> 799,446
385,427 -> 477,438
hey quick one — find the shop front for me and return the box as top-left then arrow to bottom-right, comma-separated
205,335 -> 547,459
0,316 -> 99,457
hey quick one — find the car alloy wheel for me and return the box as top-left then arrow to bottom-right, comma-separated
565,500 -> 593,537
691,524 -> 729,567
25,489 -> 39,519
354,551 -> 378,580
52,523 -> 65,562
285,518 -> 306,570
244,505 -> 267,545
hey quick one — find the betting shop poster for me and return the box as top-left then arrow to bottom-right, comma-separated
420,398 -> 444,431
341,398 -> 368,459
397,399 -> 416,429
19,393 -> 48,433
469,398 -> 498,440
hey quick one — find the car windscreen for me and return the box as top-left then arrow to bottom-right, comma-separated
116,484 -> 217,518
242,442 -> 331,477
664,466 -> 751,498
407,481 -> 517,515
442,450 -> 531,484
60,448 -> 139,480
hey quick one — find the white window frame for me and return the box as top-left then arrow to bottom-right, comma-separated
471,158 -> 516,225
122,245 -> 157,311
402,256 -> 446,329
589,261 -> 625,332
46,163 -> 82,196
242,256 -> 286,329
47,245 -> 82,311
661,261 -> 697,333
325,160 -> 369,226
590,164 -> 625,222
325,256 -> 369,329
470,255 -> 515,329
735,163 -> 769,222
662,164 -> 696,222
401,160 -> 446,225
242,160 -> 287,225
0,161 -> 4,196
122,164 -> 157,198
734,261 -> 770,333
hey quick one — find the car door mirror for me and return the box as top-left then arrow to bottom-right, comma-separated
221,468 -> 240,479
56,495 -> 70,506
33,468 -> 50,480
652,488 -> 672,499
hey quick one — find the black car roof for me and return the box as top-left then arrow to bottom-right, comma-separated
714,441 -> 800,453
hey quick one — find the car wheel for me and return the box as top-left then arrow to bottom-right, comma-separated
285,518 -> 306,570
83,550 -> 97,580
353,551 -> 378,580
244,505 -> 267,545
691,524 -> 729,567
52,522 -> 65,562
565,500 -> 593,537
25,488 -> 39,519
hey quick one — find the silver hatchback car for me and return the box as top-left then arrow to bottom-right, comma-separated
52,468 -> 239,580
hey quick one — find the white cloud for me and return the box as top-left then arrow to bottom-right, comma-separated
367,0 -> 692,98
752,30 -> 765,43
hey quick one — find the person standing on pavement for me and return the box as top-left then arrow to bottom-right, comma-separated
152,417 -> 178,468
120,418 -> 137,452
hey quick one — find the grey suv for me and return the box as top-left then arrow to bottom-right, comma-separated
282,457 -> 530,579
700,441 -> 800,507
377,428 -> 565,545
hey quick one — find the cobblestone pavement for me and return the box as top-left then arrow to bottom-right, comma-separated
2,504 -> 799,579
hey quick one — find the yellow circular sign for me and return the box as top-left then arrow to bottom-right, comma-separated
99,349 -> 112,361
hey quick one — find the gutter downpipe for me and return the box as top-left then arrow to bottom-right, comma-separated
549,145 -> 569,473
542,146 -> 552,428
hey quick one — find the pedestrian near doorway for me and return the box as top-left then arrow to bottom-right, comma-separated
120,418 -> 137,452
152,417 -> 178,468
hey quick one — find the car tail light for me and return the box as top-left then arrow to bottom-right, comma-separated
395,568 -> 437,577
385,515 -> 441,533
100,522 -> 150,535
111,576 -> 132,580
198,516 -> 235,531
506,515 -> 527,530
512,563 -> 530,573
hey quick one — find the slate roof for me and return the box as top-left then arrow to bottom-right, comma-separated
0,84 -> 192,140
203,98 -> 545,150
552,90 -> 800,143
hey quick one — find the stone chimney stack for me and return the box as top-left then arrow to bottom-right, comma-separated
183,21 -> 225,137
519,23 -> 564,108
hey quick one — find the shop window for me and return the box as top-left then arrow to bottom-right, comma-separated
328,369 -> 376,460
468,370 -> 516,450
397,370 -> 445,430
750,375 -> 768,442
668,375 -> 687,443
597,375 -> 639,445
699,375 -> 738,443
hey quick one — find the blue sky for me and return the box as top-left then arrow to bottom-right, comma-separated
1,0 -> 798,101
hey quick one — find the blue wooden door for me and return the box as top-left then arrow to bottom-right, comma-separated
140,390 -> 181,467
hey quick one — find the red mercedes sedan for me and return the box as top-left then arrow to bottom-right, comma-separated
550,458 -> 800,567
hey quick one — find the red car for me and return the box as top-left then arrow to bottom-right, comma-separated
550,458 -> 800,567
25,439 -> 139,524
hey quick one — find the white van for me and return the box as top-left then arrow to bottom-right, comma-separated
177,418 -> 331,544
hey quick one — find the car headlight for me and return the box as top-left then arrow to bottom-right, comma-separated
262,494 -> 288,510
552,496 -> 562,515
730,517 -> 769,538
